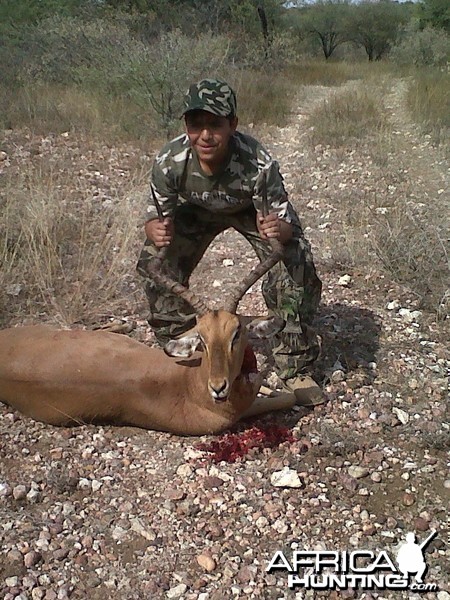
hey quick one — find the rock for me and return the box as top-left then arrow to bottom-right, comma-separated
271,467 -> 302,488
0,482 -> 11,497
222,259 -> 234,267
331,369 -> 345,383
370,472 -> 382,483
91,480 -> 102,492
398,308 -> 422,322
54,548 -> 70,561
386,300 -> 399,310
392,407 -> 409,425
203,476 -> 224,489
12,485 -> 28,500
348,466 -> 369,479
165,488 -> 186,501
176,464 -> 193,477
402,493 -> 415,506
166,583 -> 187,598
237,565 -> 257,583
24,550 -> 42,568
196,553 -> 216,572
337,274 -> 351,286
341,474 -> 359,492
413,517 -> 429,532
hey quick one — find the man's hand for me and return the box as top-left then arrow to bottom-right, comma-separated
145,218 -> 174,248
257,212 -> 293,244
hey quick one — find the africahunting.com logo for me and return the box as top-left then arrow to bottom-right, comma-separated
267,530 -> 440,593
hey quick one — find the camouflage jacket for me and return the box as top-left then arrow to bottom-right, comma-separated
145,131 -> 301,231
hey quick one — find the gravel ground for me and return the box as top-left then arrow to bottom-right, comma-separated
1,78 -> 449,600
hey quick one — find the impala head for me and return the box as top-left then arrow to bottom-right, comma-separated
164,310 -> 284,403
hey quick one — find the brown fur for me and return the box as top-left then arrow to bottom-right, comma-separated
0,314 -> 295,435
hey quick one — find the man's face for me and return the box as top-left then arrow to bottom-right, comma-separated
185,110 -> 238,172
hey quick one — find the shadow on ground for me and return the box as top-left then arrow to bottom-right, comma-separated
312,302 -> 382,387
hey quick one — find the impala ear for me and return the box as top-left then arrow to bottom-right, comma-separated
247,315 -> 285,339
164,332 -> 201,358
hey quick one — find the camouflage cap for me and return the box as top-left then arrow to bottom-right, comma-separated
182,78 -> 237,118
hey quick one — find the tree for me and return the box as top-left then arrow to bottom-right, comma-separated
417,0 -> 450,32
347,0 -> 408,61
291,1 -> 350,60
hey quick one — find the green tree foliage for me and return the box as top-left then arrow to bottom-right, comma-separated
347,0 -> 409,61
417,0 -> 450,32
100,0 -> 285,36
290,1 -> 350,60
0,0 -> 87,30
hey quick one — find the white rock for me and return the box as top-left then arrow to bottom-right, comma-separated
222,259 -> 234,267
271,467 -> 302,488
26,488 -> 40,502
331,369 -> 345,383
348,466 -> 369,479
393,407 -> 409,424
0,482 -> 11,497
130,518 -> 155,541
176,464 -> 193,477
212,280 -> 221,287
337,274 -> 351,286
386,300 -> 399,310
166,584 -> 187,599
398,308 -> 422,322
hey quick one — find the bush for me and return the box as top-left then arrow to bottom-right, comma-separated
391,22 -> 450,67
229,30 -> 300,71
15,17 -> 230,137
122,30 -> 231,137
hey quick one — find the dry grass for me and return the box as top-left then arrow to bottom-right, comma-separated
229,69 -> 292,127
308,75 -> 449,317
307,84 -> 387,147
405,69 -> 450,150
0,164 -> 146,327
0,84 -> 159,143
322,171 -> 449,317
285,60 -> 395,87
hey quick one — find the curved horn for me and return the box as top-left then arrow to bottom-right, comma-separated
145,187 -> 210,316
223,171 -> 284,313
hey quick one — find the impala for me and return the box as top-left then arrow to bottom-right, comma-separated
0,183 -> 297,435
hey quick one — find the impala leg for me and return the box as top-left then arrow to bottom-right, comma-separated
241,392 -> 296,419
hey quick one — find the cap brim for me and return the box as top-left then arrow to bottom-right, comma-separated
180,104 -> 229,119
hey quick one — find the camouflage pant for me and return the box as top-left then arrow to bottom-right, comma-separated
136,204 -> 322,380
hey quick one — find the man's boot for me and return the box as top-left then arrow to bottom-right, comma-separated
282,375 -> 325,407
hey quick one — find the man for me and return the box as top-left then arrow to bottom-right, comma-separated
136,78 -> 323,404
